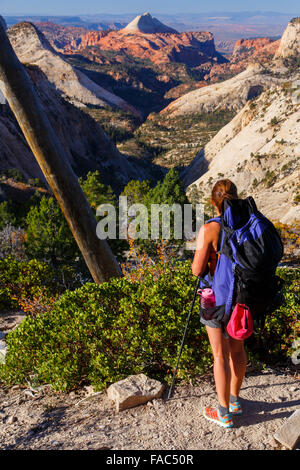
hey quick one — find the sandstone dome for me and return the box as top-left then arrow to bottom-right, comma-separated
123,13 -> 178,34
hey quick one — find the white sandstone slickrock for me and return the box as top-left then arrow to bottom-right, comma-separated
107,374 -> 165,412
7,22 -> 140,118
171,18 -> 300,224
275,18 -> 300,58
183,83 -> 300,223
161,64 -> 282,117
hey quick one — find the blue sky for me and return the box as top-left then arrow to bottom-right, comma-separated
0,0 -> 299,15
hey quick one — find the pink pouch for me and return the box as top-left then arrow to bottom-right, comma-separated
226,304 -> 253,340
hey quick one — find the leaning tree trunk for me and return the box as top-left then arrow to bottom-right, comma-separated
0,23 -> 122,283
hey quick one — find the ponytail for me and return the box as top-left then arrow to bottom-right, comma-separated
211,179 -> 238,213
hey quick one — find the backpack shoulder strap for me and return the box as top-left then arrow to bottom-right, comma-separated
217,226 -> 222,253
204,216 -> 223,266
206,216 -> 221,224
204,215 -> 223,255
206,216 -> 223,253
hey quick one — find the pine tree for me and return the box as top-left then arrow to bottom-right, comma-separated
79,170 -> 116,210
120,179 -> 152,206
145,168 -> 189,206
25,196 -> 79,267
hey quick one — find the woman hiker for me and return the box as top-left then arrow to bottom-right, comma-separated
192,179 -> 247,429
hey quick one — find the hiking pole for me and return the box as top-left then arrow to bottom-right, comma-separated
167,276 -> 201,400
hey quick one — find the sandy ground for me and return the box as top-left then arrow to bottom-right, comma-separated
1,310 -> 299,450
0,368 -> 299,451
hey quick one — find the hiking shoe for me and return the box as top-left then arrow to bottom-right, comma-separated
202,406 -> 234,429
229,400 -> 243,415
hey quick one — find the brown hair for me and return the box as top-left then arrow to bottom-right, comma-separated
211,179 -> 238,213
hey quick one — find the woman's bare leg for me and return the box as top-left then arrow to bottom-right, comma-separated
228,337 -> 247,398
206,326 -> 231,408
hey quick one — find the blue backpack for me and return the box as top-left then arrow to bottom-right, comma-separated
199,197 -> 284,328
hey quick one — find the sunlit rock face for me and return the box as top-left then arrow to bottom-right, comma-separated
275,17 -> 300,58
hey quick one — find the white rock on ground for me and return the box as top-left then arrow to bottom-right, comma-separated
274,409 -> 300,449
107,374 -> 165,412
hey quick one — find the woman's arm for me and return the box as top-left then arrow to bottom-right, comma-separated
192,224 -> 213,277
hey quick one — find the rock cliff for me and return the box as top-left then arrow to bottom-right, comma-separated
232,37 -> 279,59
161,64 -> 281,116
0,65 -> 157,193
7,22 -> 140,118
275,17 -> 300,58
177,19 -> 300,223
204,37 -> 280,83
182,82 -> 300,223
35,21 -> 87,52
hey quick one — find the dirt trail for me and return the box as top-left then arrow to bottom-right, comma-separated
0,368 -> 299,450
1,310 -> 299,450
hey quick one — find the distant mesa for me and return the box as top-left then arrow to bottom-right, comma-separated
232,37 -> 280,60
64,13 -> 223,67
122,12 -> 178,34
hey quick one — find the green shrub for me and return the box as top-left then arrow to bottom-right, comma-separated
0,257 -> 59,310
263,170 -> 277,188
79,170 -> 116,210
0,261 -> 211,391
0,263 -> 298,392
270,116 -> 279,126
294,192 -> 300,204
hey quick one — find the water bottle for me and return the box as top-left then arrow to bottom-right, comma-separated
197,288 -> 216,309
